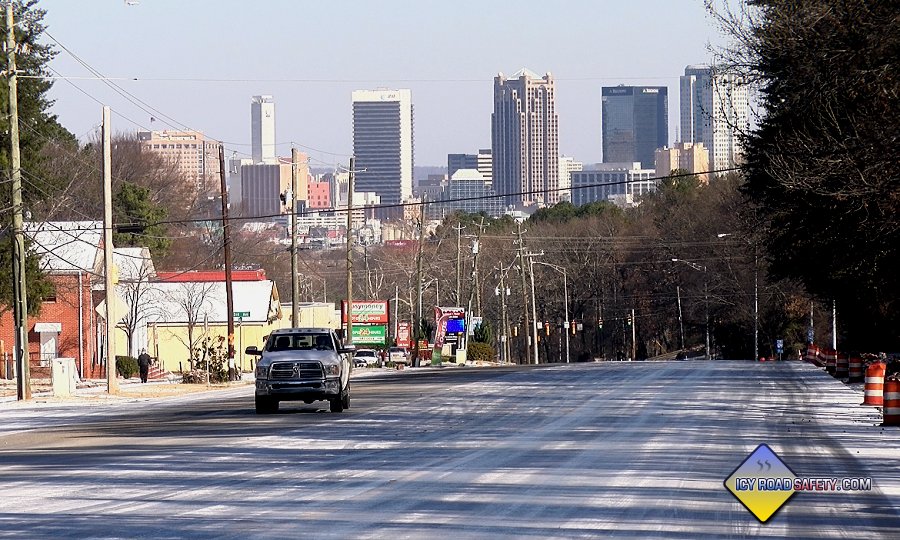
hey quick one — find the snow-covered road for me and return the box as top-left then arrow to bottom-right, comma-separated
0,361 -> 896,538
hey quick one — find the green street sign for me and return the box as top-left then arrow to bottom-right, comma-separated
234,311 -> 250,319
351,324 -> 387,344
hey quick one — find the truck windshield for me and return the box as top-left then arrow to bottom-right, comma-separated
267,333 -> 333,351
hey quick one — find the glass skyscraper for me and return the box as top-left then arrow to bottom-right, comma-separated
352,89 -> 414,206
601,86 -> 668,169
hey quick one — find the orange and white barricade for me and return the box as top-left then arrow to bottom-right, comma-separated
848,356 -> 864,383
835,352 -> 849,379
824,349 -> 837,374
883,379 -> 900,426
862,362 -> 886,406
805,345 -> 823,367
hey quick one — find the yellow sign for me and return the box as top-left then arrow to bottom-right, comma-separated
724,444 -> 797,523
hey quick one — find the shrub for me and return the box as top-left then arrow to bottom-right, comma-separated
467,342 -> 495,363
116,355 -> 139,378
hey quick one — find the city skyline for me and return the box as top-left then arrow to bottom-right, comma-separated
38,0 -> 722,168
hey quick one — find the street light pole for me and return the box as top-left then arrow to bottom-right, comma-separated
718,233 -> 759,360
531,261 -> 569,364
671,258 -> 709,359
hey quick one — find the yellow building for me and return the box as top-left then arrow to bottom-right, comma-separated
118,279 -> 282,373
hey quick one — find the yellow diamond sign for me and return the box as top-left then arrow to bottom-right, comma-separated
724,444 -> 797,523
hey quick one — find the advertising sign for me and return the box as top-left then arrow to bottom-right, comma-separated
351,324 -> 387,344
341,300 -> 390,324
397,321 -> 411,348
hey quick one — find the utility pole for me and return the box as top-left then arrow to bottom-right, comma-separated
676,285 -> 685,350
7,3 -> 30,400
526,252 -> 542,365
631,308 -> 636,361
218,145 -> 235,381
454,222 -> 465,305
808,301 -> 814,345
831,300 -> 837,351
102,106 -> 118,394
515,222 -> 531,364
474,216 -> 486,316
345,157 -> 355,346
413,196 -> 426,367
291,148 -> 299,327
393,285 -> 399,342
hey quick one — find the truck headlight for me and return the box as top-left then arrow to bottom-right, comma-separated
323,364 -> 341,377
255,364 -> 268,379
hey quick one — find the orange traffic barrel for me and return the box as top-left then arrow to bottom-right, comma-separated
883,379 -> 900,426
862,362 -> 886,406
806,345 -> 823,367
824,348 -> 836,374
848,355 -> 864,383
835,352 -> 849,379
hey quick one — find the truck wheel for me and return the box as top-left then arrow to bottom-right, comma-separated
255,396 -> 278,414
342,384 -> 351,410
329,395 -> 344,413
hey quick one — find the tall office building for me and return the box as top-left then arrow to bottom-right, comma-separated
138,130 -> 221,196
492,69 -> 559,206
558,156 -> 583,202
601,86 -> 668,169
448,148 -> 492,180
251,95 -> 276,164
351,89 -> 414,206
680,65 -> 749,172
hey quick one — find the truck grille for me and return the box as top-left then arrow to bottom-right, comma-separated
269,361 -> 323,380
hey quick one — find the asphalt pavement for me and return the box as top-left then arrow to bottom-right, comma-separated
0,361 -> 896,539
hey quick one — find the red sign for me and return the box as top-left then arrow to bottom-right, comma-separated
397,321 -> 411,348
341,300 -> 390,324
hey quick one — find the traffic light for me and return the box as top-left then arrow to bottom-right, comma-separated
598,318 -> 603,329
544,321 -> 551,335
570,321 -> 576,335
513,325 -> 518,337
626,313 -> 633,326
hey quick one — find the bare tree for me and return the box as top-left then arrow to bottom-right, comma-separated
166,281 -> 217,367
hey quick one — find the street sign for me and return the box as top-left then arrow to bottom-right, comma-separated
342,300 -> 390,324
775,339 -> 784,354
351,324 -> 387,345
807,328 -> 814,343
233,311 -> 250,319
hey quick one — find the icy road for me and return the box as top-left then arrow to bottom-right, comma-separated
0,361 -> 897,539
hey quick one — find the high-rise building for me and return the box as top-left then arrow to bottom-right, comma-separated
601,86 -> 668,169
251,95 -> 276,164
492,69 -> 559,206
680,65 -> 749,172
558,156 -> 583,202
240,163 -> 291,219
138,130 -> 222,197
351,89 -> 414,206
655,142 -> 711,184
570,163 -> 656,208
448,149 -> 492,181
431,169 -> 502,218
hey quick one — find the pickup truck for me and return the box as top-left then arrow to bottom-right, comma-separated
247,327 -> 353,414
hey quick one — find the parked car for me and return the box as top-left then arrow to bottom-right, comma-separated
247,327 -> 354,414
388,346 -> 409,365
353,348 -> 378,367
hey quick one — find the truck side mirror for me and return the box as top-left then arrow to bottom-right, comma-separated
245,346 -> 262,356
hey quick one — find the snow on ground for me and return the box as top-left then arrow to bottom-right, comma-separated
0,361 -> 897,539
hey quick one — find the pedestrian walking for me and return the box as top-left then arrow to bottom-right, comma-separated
137,349 -> 152,383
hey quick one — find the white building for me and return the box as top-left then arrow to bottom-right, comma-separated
680,65 -> 749,173
570,163 -> 656,208
251,95 -> 276,164
351,89 -> 414,206
558,156 -> 583,202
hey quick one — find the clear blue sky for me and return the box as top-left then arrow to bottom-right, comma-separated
39,0 -> 723,168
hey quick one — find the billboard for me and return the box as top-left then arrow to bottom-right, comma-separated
351,324 -> 387,344
341,300 -> 390,324
397,321 -> 411,348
